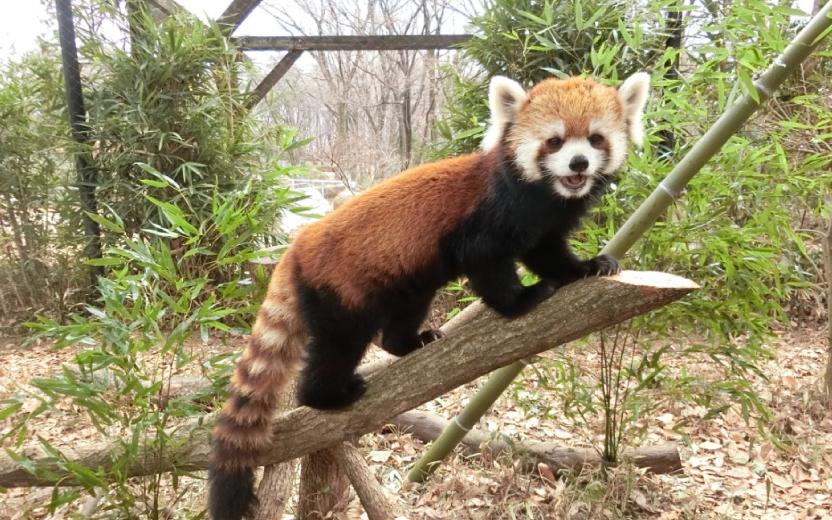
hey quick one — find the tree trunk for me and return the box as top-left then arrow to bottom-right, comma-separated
657,1 -> 684,159
298,449 -> 351,520
253,389 -> 299,520
400,88 -> 412,169
823,220 -> 832,396
0,271 -> 697,487
252,461 -> 298,520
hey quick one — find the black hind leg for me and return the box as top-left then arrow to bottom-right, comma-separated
296,284 -> 379,411
297,333 -> 372,410
380,291 -> 443,357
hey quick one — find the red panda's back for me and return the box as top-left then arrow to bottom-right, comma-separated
292,152 -> 496,309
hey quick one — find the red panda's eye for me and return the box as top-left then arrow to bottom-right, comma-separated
546,137 -> 562,148
589,134 -> 605,146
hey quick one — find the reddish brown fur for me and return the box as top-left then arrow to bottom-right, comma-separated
510,77 -> 626,145
210,74 -> 647,520
210,248 -> 306,473
211,151 -> 497,474
294,152 -> 495,309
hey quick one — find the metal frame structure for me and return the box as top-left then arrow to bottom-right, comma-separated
148,0 -> 470,107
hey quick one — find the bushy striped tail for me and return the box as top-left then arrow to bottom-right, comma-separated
208,259 -> 305,520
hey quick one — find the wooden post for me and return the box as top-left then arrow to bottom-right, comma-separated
331,442 -> 404,520
54,0 -> 104,300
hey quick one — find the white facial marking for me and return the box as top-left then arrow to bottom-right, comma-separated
606,131 -> 627,174
514,137 -> 543,180
512,121 -> 566,181
589,118 -> 628,175
589,118 -> 609,135
547,120 -> 565,138
543,139 -> 603,199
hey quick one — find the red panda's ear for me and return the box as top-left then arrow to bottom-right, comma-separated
482,76 -> 527,151
618,72 -> 650,147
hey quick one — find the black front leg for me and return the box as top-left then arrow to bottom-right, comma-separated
380,290 -> 444,357
466,256 -> 557,319
522,234 -> 620,285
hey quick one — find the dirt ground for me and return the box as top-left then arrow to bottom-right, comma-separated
0,326 -> 830,519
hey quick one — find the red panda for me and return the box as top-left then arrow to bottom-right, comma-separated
208,73 -> 650,520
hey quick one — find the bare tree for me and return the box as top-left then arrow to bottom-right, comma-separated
260,0 -> 457,186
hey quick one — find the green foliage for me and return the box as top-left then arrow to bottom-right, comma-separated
442,0 -> 831,462
0,50 -> 82,322
432,0 -> 668,157
0,1 -> 306,323
1,3 -> 309,513
76,4 -> 275,245
5,158 -> 304,516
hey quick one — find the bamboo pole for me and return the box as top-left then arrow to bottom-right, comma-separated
407,1 -> 832,483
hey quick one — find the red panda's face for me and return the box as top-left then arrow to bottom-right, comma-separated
482,74 -> 650,199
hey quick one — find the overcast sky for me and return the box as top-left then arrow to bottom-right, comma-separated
0,0 -> 296,59
0,0 -> 820,63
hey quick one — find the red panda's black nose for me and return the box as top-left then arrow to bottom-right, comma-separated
569,155 -> 589,172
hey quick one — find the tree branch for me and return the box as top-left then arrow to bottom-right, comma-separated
331,442 -> 404,520
0,271 -> 696,487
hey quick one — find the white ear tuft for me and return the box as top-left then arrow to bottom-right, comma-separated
482,76 -> 527,151
618,72 -> 650,148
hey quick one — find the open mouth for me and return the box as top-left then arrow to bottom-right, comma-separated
560,175 -> 587,191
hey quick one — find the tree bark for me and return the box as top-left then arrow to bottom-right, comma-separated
389,411 -> 682,475
297,449 -> 351,520
253,460 -> 298,520
253,388 -> 299,520
824,220 -> 832,396
331,442 -> 403,520
0,271 -> 697,487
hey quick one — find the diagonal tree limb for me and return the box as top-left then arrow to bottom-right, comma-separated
0,271 -> 696,487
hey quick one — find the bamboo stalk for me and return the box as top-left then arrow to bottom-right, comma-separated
408,1 -> 832,483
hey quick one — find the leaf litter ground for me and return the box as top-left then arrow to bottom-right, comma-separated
0,328 -> 830,519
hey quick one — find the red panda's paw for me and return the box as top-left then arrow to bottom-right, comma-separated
588,254 -> 621,277
298,374 -> 368,410
418,329 -> 445,346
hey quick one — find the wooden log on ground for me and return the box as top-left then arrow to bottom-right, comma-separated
389,410 -> 682,475
331,442 -> 404,520
0,271 -> 697,487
